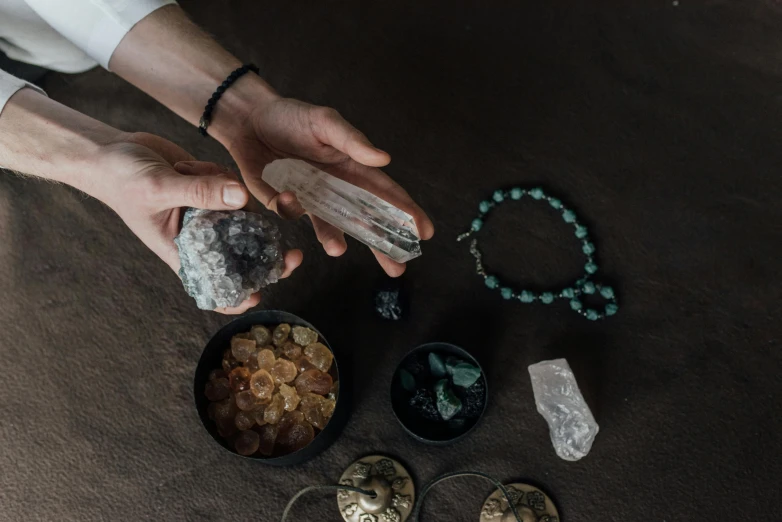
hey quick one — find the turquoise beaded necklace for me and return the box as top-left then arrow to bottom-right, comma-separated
457,187 -> 619,320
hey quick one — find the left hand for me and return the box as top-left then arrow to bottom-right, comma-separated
226,97 -> 435,277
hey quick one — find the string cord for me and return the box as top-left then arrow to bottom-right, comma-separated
412,471 -> 522,522
280,484 -> 376,522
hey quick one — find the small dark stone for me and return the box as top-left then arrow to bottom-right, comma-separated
408,388 -> 441,422
402,352 -> 428,378
375,289 -> 403,320
399,369 -> 416,391
456,377 -> 486,419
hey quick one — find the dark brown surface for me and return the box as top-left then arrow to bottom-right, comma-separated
2,1 -> 781,520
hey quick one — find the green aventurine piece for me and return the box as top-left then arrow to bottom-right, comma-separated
429,352 -> 446,378
399,369 -> 416,391
451,363 -> 481,388
434,379 -> 462,420
445,356 -> 465,375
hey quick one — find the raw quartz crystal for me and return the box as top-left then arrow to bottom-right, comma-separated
528,358 -> 599,461
174,209 -> 284,310
262,159 -> 422,263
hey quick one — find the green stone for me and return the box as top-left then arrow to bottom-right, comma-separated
434,379 -> 463,421
451,363 -> 481,388
399,369 -> 416,391
428,352 -> 446,378
445,356 -> 465,375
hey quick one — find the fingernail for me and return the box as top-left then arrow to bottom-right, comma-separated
222,183 -> 246,207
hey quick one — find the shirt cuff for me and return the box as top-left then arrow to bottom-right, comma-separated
0,69 -> 47,117
24,0 -> 178,70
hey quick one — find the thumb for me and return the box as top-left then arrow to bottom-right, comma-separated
165,162 -> 249,210
310,106 -> 391,167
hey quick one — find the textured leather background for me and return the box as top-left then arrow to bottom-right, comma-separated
1,1 -> 780,520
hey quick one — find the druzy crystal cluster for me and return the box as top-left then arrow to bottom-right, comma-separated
204,324 -> 338,457
528,358 -> 599,461
174,209 -> 284,310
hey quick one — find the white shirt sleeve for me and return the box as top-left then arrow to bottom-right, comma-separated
0,68 -> 47,116
23,0 -> 178,70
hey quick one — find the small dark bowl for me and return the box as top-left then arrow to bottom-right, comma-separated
390,342 -> 488,445
194,310 -> 349,465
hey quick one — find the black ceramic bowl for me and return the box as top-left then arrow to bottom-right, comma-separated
390,342 -> 488,445
194,310 -> 349,465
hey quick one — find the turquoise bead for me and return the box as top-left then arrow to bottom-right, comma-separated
600,286 -> 615,299
540,292 -> 554,304
582,242 -> 595,255
485,276 -> 499,289
520,290 -> 535,303
492,190 -> 505,202
563,210 -> 577,223
500,287 -> 513,300
548,198 -> 562,209
570,299 -> 582,311
479,201 -> 491,213
471,218 -> 483,231
562,288 -> 575,298
586,309 -> 599,321
530,188 -> 544,200
605,303 -> 618,316
585,262 -> 598,274
510,188 -> 524,200
575,225 -> 588,239
583,282 -> 596,294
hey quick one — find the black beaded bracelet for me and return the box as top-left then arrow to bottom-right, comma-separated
198,63 -> 259,137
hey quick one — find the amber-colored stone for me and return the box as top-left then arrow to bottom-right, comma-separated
217,417 -> 238,438
295,357 -> 318,374
279,383 -> 301,411
234,410 -> 256,431
235,430 -> 260,456
213,396 -> 238,423
256,424 -> 278,456
231,336 -> 257,363
304,342 -> 333,372
251,405 -> 267,426
278,410 -> 305,434
228,367 -> 252,392
292,326 -> 319,346
208,369 -> 228,381
272,323 -> 291,346
270,359 -> 298,385
294,369 -> 333,396
278,420 -> 314,452
321,396 -> 337,421
204,377 -> 230,402
249,369 -> 275,400
251,325 -> 271,346
256,349 -> 276,371
329,380 -> 339,401
281,341 -> 303,361
299,393 -> 327,429
235,389 -> 267,411
263,393 -> 285,425
222,349 -> 241,372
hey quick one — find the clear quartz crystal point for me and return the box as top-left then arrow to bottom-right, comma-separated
528,358 -> 599,461
262,159 -> 422,263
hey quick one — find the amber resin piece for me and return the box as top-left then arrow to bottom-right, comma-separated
235,389 -> 267,411
235,430 -> 260,456
295,369 -> 333,396
222,349 -> 241,372
299,393 -> 328,429
278,410 -> 305,434
263,393 -> 285,425
204,377 -> 230,402
251,325 -> 271,346
295,357 -> 318,374
292,326 -> 318,346
251,405 -> 267,426
228,367 -> 251,392
329,380 -> 339,401
278,419 -> 315,452
249,369 -> 275,400
234,410 -> 256,431
304,342 -> 333,372
214,397 -> 239,437
208,369 -> 228,381
272,323 -> 291,346
270,359 -> 298,385
256,424 -> 278,456
279,383 -> 301,411
256,348 -> 276,372
231,336 -> 257,363
321,396 -> 337,421
281,341 -> 303,361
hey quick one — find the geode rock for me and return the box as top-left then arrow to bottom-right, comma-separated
174,209 -> 284,310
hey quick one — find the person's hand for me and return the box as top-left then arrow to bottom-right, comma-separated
226,97 -> 435,277
96,132 -> 303,313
